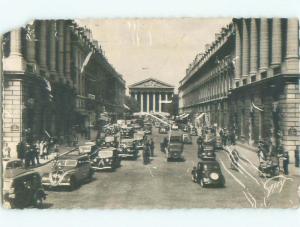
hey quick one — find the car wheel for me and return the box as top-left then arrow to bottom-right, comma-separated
69,176 -> 78,191
33,193 -> 44,209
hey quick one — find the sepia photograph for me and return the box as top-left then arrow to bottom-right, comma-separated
1,16 -> 300,210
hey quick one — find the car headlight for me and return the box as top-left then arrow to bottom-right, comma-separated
105,158 -> 109,162
210,172 -> 219,180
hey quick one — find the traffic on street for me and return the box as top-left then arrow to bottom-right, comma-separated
3,113 -> 299,209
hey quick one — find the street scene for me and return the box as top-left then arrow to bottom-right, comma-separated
1,18 -> 300,209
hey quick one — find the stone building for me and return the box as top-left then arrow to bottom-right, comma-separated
179,18 -> 299,160
129,78 -> 174,113
2,20 -> 125,157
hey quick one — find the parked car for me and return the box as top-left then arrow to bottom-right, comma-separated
3,159 -> 47,209
215,136 -> 223,149
165,134 -> 184,161
91,147 -> 121,170
118,138 -> 138,159
182,133 -> 192,144
190,127 -> 198,136
159,126 -> 168,134
182,125 -> 189,132
133,131 -> 145,149
144,123 -> 153,135
171,123 -> 179,130
120,126 -> 134,138
192,160 -> 225,187
42,154 -> 94,190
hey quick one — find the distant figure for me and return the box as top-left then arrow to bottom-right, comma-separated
283,151 -> 289,175
150,139 -> 155,157
3,143 -> 11,159
17,141 -> 26,162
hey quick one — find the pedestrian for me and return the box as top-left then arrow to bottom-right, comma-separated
17,140 -> 26,162
3,142 -> 11,159
24,143 -> 31,168
29,142 -> 36,166
283,151 -> 289,175
35,140 -> 40,165
222,128 -> 228,146
150,138 -> 155,157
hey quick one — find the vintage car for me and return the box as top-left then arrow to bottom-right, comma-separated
79,141 -> 98,155
104,135 -> 118,148
3,159 -> 47,209
182,125 -> 189,132
215,136 -> 223,149
143,123 -> 153,135
198,142 -> 216,160
42,154 -> 94,190
192,160 -> 225,187
133,131 -> 145,149
165,134 -> 184,161
118,138 -> 138,159
154,121 -> 160,128
190,127 -> 198,136
120,126 -> 134,138
91,147 -> 121,170
171,123 -> 179,130
182,133 -> 192,144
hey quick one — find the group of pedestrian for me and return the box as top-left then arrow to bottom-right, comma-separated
16,138 -> 50,168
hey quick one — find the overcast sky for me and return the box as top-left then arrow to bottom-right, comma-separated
77,18 -> 232,93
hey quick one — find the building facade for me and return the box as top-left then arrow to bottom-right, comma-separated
179,18 -> 299,160
129,78 -> 174,113
2,20 -> 125,157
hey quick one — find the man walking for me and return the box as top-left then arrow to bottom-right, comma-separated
150,138 -> 155,157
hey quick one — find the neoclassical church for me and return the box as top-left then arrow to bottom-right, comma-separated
129,78 -> 174,113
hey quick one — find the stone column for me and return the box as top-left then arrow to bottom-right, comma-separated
4,28 -> 25,71
153,93 -> 156,112
49,21 -> 57,75
39,20 -> 47,70
250,18 -> 258,76
271,18 -> 282,66
64,23 -> 72,84
57,20 -> 65,81
285,18 -> 299,73
242,19 -> 249,77
259,18 -> 269,71
235,22 -> 242,80
159,93 -> 162,112
147,93 -> 150,112
141,92 -> 144,112
25,22 -> 36,63
134,92 -> 138,101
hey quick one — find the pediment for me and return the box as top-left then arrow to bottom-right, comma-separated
129,78 -> 174,89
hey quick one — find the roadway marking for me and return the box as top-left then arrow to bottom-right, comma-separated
219,159 -> 246,189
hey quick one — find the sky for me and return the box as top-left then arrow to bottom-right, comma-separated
77,18 -> 232,93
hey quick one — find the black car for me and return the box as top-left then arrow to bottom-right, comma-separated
191,160 -> 225,187
198,143 -> 216,160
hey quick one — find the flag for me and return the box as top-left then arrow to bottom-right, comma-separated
81,51 -> 93,73
44,78 -> 53,101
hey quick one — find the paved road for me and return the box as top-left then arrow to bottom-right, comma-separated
38,128 -> 300,209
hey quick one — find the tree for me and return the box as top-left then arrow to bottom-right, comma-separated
124,96 -> 140,113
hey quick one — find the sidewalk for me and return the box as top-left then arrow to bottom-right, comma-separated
226,142 -> 300,177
